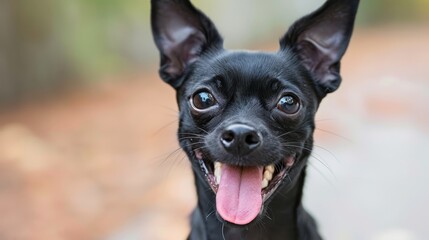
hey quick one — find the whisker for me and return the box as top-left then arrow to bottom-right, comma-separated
314,118 -> 334,122
287,174 -> 292,184
180,122 -> 210,134
151,119 -> 178,136
161,150 -> 187,177
221,223 -> 226,240
309,154 -> 336,180
312,144 -> 340,164
279,143 -> 312,152
159,105 -> 179,114
178,136 -> 204,141
274,119 -> 314,138
181,141 -> 206,147
172,153 -> 189,171
315,127 -> 352,143
178,132 -> 206,137
307,161 -> 337,188
157,147 -> 185,167
206,210 -> 215,221
278,143 -> 336,178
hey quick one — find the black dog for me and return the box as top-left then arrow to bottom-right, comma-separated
151,0 -> 359,239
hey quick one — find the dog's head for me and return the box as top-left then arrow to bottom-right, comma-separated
151,0 -> 358,226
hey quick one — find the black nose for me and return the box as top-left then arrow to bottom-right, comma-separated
220,124 -> 261,156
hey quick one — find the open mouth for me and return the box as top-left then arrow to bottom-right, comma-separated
194,149 -> 295,225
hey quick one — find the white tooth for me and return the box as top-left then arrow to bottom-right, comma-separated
215,173 -> 221,185
263,170 -> 273,181
261,178 -> 269,189
214,162 -> 222,184
265,164 -> 275,173
214,162 -> 222,169
214,169 -> 220,184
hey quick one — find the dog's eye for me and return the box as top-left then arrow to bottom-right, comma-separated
277,95 -> 300,114
192,91 -> 217,110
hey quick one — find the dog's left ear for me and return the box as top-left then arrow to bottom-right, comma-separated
280,0 -> 359,97
151,0 -> 223,89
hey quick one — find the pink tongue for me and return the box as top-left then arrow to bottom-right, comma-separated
216,164 -> 263,225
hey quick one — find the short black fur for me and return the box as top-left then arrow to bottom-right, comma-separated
151,0 -> 359,239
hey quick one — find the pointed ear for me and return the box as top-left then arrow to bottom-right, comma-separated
280,0 -> 359,96
151,0 -> 223,88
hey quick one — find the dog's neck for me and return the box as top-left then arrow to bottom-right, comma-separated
191,165 -> 308,240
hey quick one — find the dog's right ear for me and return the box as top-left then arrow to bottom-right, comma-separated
151,0 -> 223,88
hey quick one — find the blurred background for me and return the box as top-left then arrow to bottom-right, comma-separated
0,0 -> 428,239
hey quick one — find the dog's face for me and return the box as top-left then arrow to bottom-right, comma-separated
151,0 -> 358,226
177,51 -> 318,225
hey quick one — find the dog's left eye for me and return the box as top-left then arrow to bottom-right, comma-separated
277,94 -> 300,114
191,91 -> 217,110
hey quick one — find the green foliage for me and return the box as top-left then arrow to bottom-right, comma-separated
358,0 -> 429,25
56,0 -> 151,81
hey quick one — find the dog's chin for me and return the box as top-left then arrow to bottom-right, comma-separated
193,148 -> 296,227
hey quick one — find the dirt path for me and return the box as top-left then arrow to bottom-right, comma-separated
0,26 -> 428,240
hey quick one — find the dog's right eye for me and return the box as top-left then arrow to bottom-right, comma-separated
277,94 -> 300,114
191,91 -> 217,110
